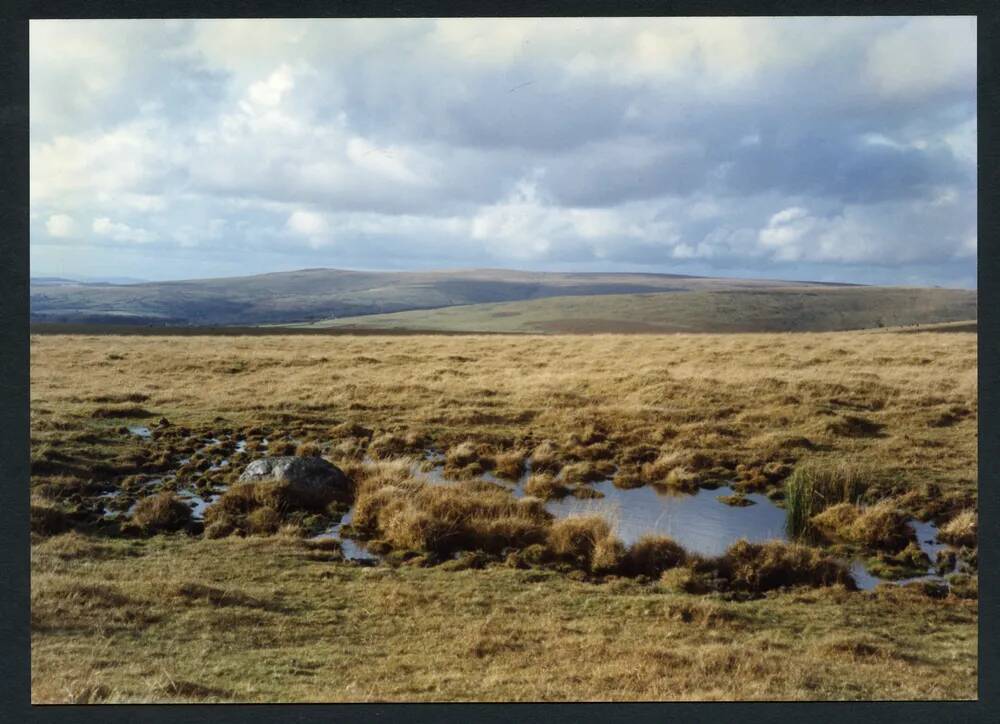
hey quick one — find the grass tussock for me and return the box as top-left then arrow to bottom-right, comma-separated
31,504 -> 70,537
826,414 -> 885,438
546,516 -> 622,572
368,431 -> 426,459
128,493 -> 192,534
522,473 -> 569,500
171,581 -> 269,609
621,535 -> 686,578
938,510 -> 977,548
294,441 -> 323,457
811,500 -> 915,551
202,481 -> 339,538
492,450 -> 526,480
90,405 -> 153,419
717,540 -> 855,594
352,472 -> 550,556
530,441 -> 562,474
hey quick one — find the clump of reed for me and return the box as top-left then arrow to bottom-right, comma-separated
784,461 -> 869,538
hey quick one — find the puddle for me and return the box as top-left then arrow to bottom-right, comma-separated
310,509 -> 378,562
544,482 -> 788,557
127,425 -> 151,438
177,489 -> 221,520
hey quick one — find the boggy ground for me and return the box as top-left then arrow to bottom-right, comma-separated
29,330 -> 978,701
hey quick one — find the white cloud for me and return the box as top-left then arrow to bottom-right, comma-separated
92,217 -> 156,243
31,120 -> 173,204
246,64 -> 296,107
866,17 -> 976,98
45,214 -> 76,237
759,207 -> 815,261
286,210 -> 329,236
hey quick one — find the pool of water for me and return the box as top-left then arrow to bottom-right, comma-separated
127,425 -> 152,438
545,482 -> 788,556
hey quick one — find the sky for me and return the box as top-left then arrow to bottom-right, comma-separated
29,17 -> 977,287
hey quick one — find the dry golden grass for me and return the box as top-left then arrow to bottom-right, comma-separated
30,330 -> 976,512
939,509 -> 978,548
30,534 -> 977,702
28,330 -> 978,701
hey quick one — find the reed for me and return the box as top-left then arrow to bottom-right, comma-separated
785,462 -> 869,538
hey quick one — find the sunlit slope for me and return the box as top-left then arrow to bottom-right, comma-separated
296,286 -> 977,333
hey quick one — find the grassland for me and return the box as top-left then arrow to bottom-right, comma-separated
32,534 -> 976,703
295,287 -> 976,334
29,329 -> 978,701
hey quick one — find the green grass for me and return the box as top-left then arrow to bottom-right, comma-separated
298,287 -> 976,334
785,462 -> 870,538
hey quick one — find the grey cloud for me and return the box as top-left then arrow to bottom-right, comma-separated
29,18 -> 977,287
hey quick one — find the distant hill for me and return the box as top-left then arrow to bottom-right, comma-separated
293,286 -> 978,334
31,275 -> 149,286
30,267 -> 860,327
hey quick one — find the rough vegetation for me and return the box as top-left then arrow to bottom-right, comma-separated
29,329 -> 978,701
128,493 -> 192,535
30,534 -> 977,702
938,509 -> 977,548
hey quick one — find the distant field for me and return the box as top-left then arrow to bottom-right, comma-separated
297,286 -> 977,334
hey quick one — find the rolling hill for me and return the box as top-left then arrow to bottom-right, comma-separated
291,286 -> 977,334
30,267 -> 975,333
30,267 -> 858,327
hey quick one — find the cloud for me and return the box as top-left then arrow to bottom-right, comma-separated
286,210 -> 328,236
28,18 -> 976,286
45,214 -> 76,238
92,217 -> 156,243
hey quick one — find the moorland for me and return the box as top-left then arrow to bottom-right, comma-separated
29,328 -> 978,702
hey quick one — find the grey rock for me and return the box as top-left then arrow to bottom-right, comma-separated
238,456 -> 349,508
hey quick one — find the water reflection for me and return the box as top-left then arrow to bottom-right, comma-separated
545,482 -> 788,556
